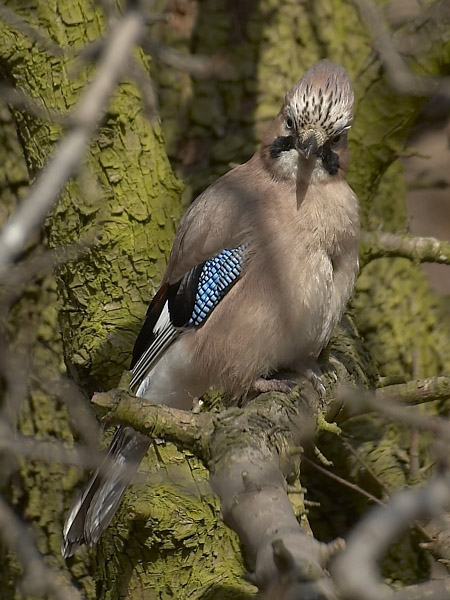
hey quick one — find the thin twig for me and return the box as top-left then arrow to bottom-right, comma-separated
375,376 -> 450,407
0,84 -> 67,125
360,230 -> 450,268
302,455 -> 385,507
331,471 -> 450,600
340,436 -> 435,545
0,3 -> 64,57
0,494 -> 83,600
127,55 -> 159,118
348,398 -> 450,443
35,375 -> 101,451
354,0 -> 450,98
340,436 -> 390,497
0,333 -> 31,429
0,240 -> 94,312
0,421 -> 105,470
0,6 -> 145,281
143,39 -> 231,79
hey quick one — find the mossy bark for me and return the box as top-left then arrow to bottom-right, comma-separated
0,88 -> 78,596
1,0 -> 449,597
0,2 -> 249,599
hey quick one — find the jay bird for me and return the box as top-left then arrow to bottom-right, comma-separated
62,59 -> 360,557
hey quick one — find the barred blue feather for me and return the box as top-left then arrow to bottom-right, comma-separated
189,245 -> 247,326
129,244 -> 247,390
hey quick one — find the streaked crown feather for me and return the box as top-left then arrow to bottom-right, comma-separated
285,60 -> 354,137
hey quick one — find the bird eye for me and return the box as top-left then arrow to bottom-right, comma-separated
285,117 -> 294,130
331,134 -> 341,145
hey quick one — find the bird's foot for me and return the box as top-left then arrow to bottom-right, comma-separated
251,377 -> 297,394
302,367 -> 327,399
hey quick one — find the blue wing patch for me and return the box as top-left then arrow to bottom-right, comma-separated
188,244 -> 247,326
129,243 -> 247,388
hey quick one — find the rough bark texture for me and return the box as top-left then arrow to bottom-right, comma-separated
0,96 -> 76,595
0,0 -> 449,598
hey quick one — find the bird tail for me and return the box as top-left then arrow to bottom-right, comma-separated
62,425 -> 150,558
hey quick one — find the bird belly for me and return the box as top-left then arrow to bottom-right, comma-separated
185,249 -> 341,395
272,252 -> 336,369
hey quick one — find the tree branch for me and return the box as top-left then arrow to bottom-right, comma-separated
354,0 -> 450,98
331,470 -> 450,600
0,494 -> 82,600
0,5 -> 145,280
91,381 -> 344,598
92,388 -> 211,460
360,230 -> 450,268
376,376 -> 450,406
0,3 -> 64,57
339,376 -> 450,440
142,40 -> 232,79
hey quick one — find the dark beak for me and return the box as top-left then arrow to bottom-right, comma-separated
297,135 -> 318,159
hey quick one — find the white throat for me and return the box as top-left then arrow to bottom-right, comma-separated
275,149 -> 331,183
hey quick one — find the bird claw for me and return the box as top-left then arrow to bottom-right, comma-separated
303,368 -> 327,398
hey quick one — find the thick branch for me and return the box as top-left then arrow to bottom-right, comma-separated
360,231 -> 450,268
208,390 -> 338,598
92,388 -> 211,459
376,376 -> 450,406
92,382 -> 342,598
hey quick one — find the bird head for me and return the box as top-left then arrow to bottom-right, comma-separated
263,60 -> 354,181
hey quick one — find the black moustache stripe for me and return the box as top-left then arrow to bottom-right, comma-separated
270,135 -> 296,159
270,134 -> 340,175
318,145 -> 340,175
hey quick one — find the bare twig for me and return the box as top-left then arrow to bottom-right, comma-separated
127,55 -> 159,118
0,6 -> 145,280
302,455 -> 386,507
143,39 -> 231,79
36,375 -> 101,451
360,230 -> 450,268
0,84 -> 67,125
0,494 -> 83,600
0,421 -> 104,470
409,350 -> 421,483
0,240 -> 94,312
338,377 -> 450,427
341,383 -> 450,443
340,436 -> 390,498
340,436 -> 436,547
354,0 -> 450,98
0,335 -> 31,429
331,472 -> 450,600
